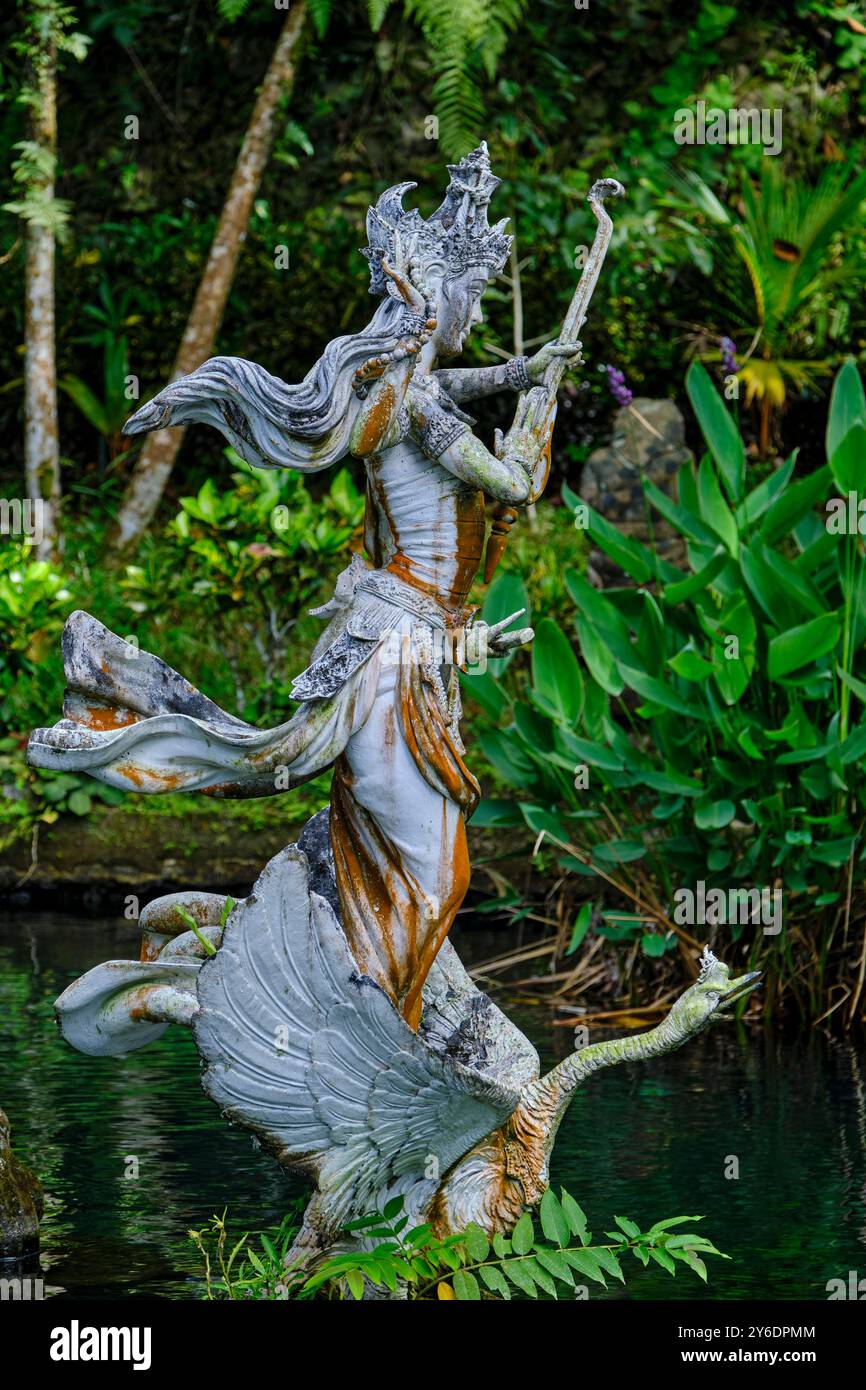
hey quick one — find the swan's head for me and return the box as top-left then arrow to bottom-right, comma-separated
667,948 -> 761,1038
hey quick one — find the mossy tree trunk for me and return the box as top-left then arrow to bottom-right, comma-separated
109,4 -> 307,556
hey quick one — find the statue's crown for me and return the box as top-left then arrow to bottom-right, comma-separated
363,142 -> 511,297
697,946 -> 720,983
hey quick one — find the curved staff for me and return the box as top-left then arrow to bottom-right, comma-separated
484,177 -> 626,581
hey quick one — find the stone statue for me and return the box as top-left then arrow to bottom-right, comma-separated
27,146 -> 753,1280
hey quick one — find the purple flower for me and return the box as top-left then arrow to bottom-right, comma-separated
603,363 -> 633,407
719,336 -> 739,375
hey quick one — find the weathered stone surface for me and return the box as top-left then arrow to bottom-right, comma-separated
580,396 -> 693,583
0,1109 -> 43,1260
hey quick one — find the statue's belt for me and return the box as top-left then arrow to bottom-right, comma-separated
358,566 -> 477,633
290,567 -> 477,702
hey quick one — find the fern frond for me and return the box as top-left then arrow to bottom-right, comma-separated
308,0 -> 334,38
403,0 -> 528,158
217,0 -> 253,22
368,0 -> 399,30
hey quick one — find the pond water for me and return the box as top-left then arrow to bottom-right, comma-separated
1,909 -> 864,1301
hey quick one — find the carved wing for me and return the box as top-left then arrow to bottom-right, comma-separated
192,848 -> 527,1226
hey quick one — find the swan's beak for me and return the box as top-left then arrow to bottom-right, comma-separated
718,970 -> 762,1012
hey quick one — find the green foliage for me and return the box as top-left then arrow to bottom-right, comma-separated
677,163 -> 866,421
465,361 -> 866,1017
192,1190 -> 727,1300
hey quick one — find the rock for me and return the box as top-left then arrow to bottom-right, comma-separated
580,397 -> 693,584
0,1109 -> 43,1261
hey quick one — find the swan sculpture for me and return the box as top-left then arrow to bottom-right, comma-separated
54,808 -> 760,1268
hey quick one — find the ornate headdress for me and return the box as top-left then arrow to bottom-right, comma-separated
363,142 -> 512,299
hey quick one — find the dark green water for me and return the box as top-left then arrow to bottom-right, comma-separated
1,910 -> 865,1301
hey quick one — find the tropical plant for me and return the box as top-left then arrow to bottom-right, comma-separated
463,359 -> 866,1025
677,163 -> 866,452
60,336 -> 134,461
191,1190 -> 727,1300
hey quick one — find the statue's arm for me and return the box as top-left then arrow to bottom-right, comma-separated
433,357 -> 531,403
434,342 -> 583,404
348,355 -> 416,458
407,382 -> 539,505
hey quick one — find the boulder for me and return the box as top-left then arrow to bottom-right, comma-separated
580,397 -> 693,584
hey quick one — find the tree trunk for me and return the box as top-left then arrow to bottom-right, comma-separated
109,3 -> 306,554
24,40 -> 61,563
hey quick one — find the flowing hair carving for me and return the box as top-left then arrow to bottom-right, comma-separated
124,294 -> 408,473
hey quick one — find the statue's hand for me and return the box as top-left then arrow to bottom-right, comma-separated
473,608 -> 534,657
497,386 -> 550,472
525,339 -> 583,384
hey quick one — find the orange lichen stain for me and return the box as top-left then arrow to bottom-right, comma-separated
145,769 -> 184,790
357,384 -> 396,455
119,762 -> 145,787
83,705 -> 139,731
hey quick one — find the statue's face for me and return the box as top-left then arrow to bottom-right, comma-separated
432,268 -> 488,358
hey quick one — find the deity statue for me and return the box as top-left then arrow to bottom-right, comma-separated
27,148 -> 757,1283
29,143 -> 584,1028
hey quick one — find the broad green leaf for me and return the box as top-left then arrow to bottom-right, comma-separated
460,670 -> 508,720
767,613 -> 841,679
535,1247 -> 575,1285
540,1189 -> 571,1248
735,452 -> 796,528
827,356 -> 866,464
620,663 -> 703,718
585,507 -> 656,583
641,933 -> 671,957
649,1247 -> 677,1275
697,453 -> 738,552
566,901 -> 593,955
479,1265 -> 511,1298
591,1246 -> 625,1283
532,619 -> 584,725
511,1212 -> 534,1256
829,424 -> 866,494
693,798 -> 736,829
663,546 -> 728,604
482,571 -> 530,672
669,645 -> 714,682
760,466 -> 832,546
560,1190 -> 588,1241
614,1215 -> 641,1239
503,1260 -> 537,1297
838,666 -> 866,705
452,1269 -> 481,1301
576,617 -> 624,695
686,359 -> 745,502
346,1268 -> 365,1300
463,1223 -> 489,1263
643,477 -> 720,548
561,1248 -> 606,1285
561,733 -> 624,772
523,1258 -> 557,1297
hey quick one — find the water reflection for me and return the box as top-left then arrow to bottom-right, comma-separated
1,911 -> 864,1300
